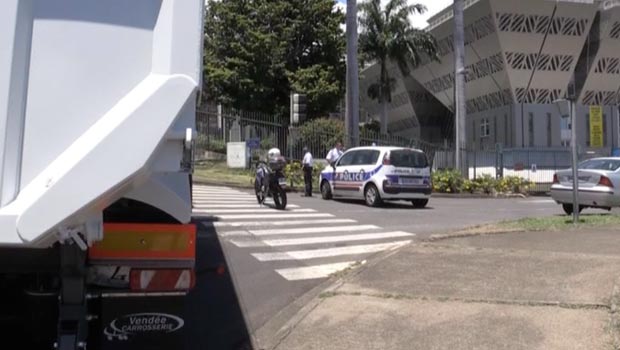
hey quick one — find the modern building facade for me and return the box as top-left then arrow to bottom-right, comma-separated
360,0 -> 620,153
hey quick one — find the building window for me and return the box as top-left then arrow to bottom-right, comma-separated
546,113 -> 552,147
472,120 -> 476,149
586,114 -> 590,147
480,118 -> 490,138
560,115 -> 571,148
604,114 -> 608,147
504,114 -> 510,146
494,116 -> 498,144
528,112 -> 534,147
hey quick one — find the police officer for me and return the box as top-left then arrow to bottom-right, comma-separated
302,147 -> 313,197
326,141 -> 343,167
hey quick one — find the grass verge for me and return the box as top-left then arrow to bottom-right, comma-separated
498,214 -> 620,232
193,160 -> 254,187
450,214 -> 620,237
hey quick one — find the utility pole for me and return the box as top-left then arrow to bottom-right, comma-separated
345,0 -> 360,148
453,0 -> 466,175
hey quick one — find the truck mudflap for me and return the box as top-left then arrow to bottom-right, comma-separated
83,223 -> 196,349
96,292 -> 188,350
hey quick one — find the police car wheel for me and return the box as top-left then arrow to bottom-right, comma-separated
321,181 -> 332,200
411,199 -> 429,208
364,184 -> 382,207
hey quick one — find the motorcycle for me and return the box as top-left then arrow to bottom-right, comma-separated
254,159 -> 288,210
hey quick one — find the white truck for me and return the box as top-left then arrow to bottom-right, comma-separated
0,1 -> 203,349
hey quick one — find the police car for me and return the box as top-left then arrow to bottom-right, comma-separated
320,146 -> 432,207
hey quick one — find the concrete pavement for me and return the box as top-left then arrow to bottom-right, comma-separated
272,227 -> 620,350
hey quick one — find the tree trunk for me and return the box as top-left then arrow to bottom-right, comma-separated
379,61 -> 388,135
454,0 -> 466,175
380,99 -> 388,135
345,0 -> 360,148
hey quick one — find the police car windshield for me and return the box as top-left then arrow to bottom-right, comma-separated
389,150 -> 428,168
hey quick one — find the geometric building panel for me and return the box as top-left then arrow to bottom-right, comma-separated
466,88 -> 513,114
515,88 -> 562,104
581,90 -> 618,106
505,52 -> 573,71
577,3 -> 620,105
435,14 -> 496,57
422,52 -> 505,94
610,21 -> 620,39
496,13 -> 589,36
594,57 -> 620,74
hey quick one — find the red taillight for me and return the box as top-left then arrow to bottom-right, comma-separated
599,176 -> 614,188
553,174 -> 559,184
130,269 -> 196,291
383,154 -> 390,165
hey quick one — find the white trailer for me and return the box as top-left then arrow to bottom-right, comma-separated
0,1 -> 203,348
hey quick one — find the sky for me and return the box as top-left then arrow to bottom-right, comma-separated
335,0 -> 453,29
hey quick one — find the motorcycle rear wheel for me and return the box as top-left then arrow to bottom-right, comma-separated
273,186 -> 287,210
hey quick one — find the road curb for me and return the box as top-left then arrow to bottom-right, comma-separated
431,192 -> 530,199
424,228 -> 523,242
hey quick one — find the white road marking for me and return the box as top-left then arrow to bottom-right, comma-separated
231,231 -> 415,247
252,241 -> 411,261
192,208 -> 315,214
193,204 -> 300,209
275,261 -> 357,281
230,224 -> 379,237
198,213 -> 334,220
213,218 -> 356,227
522,199 -> 555,204
193,198 -> 257,202
193,190 -> 247,195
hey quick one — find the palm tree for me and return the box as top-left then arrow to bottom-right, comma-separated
358,0 -> 438,134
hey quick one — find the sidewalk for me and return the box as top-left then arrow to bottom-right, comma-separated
272,228 -> 620,350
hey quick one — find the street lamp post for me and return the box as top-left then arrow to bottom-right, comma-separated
554,98 -> 579,224
345,0 -> 360,148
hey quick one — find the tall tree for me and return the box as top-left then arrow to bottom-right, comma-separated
358,0 -> 438,134
203,0 -> 345,119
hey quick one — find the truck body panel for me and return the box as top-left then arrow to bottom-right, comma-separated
0,0 -> 203,247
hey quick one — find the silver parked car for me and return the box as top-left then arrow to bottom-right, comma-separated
550,157 -> 620,215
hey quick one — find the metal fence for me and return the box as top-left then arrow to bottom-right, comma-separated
196,104 -> 441,164
433,147 -> 601,192
196,104 -> 288,162
195,105 -> 593,193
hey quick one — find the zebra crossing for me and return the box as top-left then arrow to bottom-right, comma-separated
192,185 -> 415,281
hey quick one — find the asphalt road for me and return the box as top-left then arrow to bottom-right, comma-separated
185,185 -> 577,349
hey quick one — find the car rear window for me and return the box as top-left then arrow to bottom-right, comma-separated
578,159 -> 620,171
389,150 -> 428,168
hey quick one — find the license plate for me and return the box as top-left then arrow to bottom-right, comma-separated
399,177 -> 421,185
278,178 -> 287,186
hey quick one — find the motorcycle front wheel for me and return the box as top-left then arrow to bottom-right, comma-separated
273,186 -> 287,210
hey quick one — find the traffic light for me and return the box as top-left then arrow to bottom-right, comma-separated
290,93 -> 307,125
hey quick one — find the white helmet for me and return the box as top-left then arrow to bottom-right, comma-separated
268,148 -> 281,158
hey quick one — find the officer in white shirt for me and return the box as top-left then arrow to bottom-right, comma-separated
302,147 -> 314,197
325,142 -> 343,167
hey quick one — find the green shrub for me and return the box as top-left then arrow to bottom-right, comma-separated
500,176 -> 532,194
312,162 -> 325,184
473,174 -> 496,194
462,179 -> 479,194
431,169 -> 463,193
284,161 -> 303,186
206,139 -> 226,153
